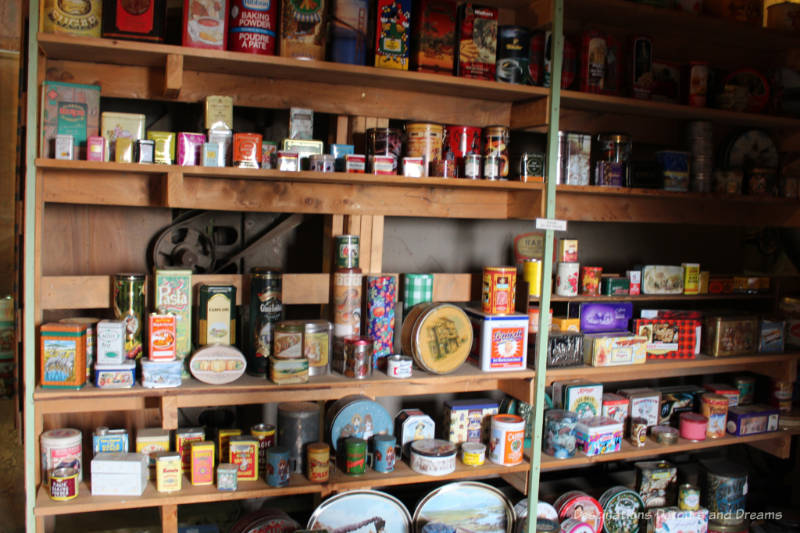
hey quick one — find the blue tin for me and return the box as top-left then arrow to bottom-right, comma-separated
331,144 -> 355,171
140,359 -> 183,388
330,0 -> 369,65
94,361 -> 136,389
266,445 -> 291,487
543,409 -> 578,459
326,394 -> 393,451
93,428 -> 129,454
371,434 -> 397,473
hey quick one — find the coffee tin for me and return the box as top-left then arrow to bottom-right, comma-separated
496,26 -> 531,84
482,266 -> 517,315
49,467 -> 79,501
484,126 -> 510,178
113,273 -> 146,360
251,423 -> 275,478
229,0 -> 278,55
249,268 -> 283,375
386,355 -> 412,378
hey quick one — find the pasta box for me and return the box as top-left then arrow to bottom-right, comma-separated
579,302 -> 633,333
154,269 -> 193,361
102,0 -> 167,42
759,318 -> 785,353
528,331 -> 583,368
619,388 -> 661,427
633,318 -> 700,359
466,308 -> 528,371
455,3 -> 498,80
575,416 -> 623,456
442,398 -> 498,444
704,316 -> 758,357
412,0 -> 458,74
726,404 -> 780,436
91,452 -> 149,496
395,408 -> 435,457
583,332 -> 647,367
553,380 -> 603,420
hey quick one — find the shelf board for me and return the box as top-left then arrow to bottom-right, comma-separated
37,159 -> 544,220
548,293 -> 774,303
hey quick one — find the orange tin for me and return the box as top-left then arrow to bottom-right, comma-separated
233,133 -> 263,168
40,323 -> 87,389
482,267 -> 517,315
700,393 -> 729,439
190,440 -> 215,485
580,267 -> 603,296
148,313 -> 177,361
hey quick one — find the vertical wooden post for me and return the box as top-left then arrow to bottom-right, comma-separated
161,396 -> 179,430
160,504 -> 179,533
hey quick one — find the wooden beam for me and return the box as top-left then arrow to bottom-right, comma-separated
160,504 -> 179,533
163,54 -> 183,98
161,396 -> 178,430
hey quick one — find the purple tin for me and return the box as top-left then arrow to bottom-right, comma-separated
366,275 -> 396,369
177,132 -> 206,166
579,302 -> 633,333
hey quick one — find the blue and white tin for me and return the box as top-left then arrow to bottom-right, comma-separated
544,409 -> 578,459
326,394 -> 393,451
141,359 -> 183,388
371,434 -> 397,473
266,445 -> 291,487
93,427 -> 129,455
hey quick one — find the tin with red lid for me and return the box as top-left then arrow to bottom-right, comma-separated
554,490 -> 603,532
228,0 -> 278,55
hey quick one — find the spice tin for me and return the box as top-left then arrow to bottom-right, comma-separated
482,266 -> 517,315
366,275 -> 396,367
49,467 -> 79,501
307,442 -> 330,482
635,460 -> 677,509
406,123 -> 443,177
345,154 -> 366,172
373,0 -> 411,69
412,0 -> 457,73
496,26 -> 531,84
466,308 -> 528,371
112,273 -> 146,360
41,428 -> 83,482
278,401 -> 320,474
216,463 -> 238,491
269,356 -> 309,384
386,355 -> 412,378
443,398 -> 498,444
733,375 -> 756,406
147,131 -> 176,164
140,359 -> 182,388
579,266 -> 602,295
456,3 -> 498,80
330,0 -> 368,64
229,435 -> 259,481
544,409 -> 578,458
154,451 -> 181,493
598,486 -> 645,533
43,0 -> 101,37
332,270 -> 362,337
40,323 -> 87,389
367,127 -> 402,172
190,441 -> 215,486
217,428 -> 242,465
409,439 -> 457,475
703,459 -> 748,525
405,303 -> 473,375
555,262 -> 579,297
310,153 -> 335,172
575,415 -> 623,456
251,423 -> 275,478
274,321 -> 304,359
483,126 -> 510,178
229,0 -> 278,54
175,427 -> 205,473
148,313 -> 176,361
249,268 -> 283,375
93,427 -> 129,455
56,317 -> 95,375
554,490 -> 603,532
701,393 -> 729,439
280,0 -> 326,60
154,269 -> 192,362
328,394 -> 393,451
277,151 -> 299,171
679,412 -> 708,441
197,284 -> 236,346
651,425 -> 679,445
489,414 -> 524,465
678,483 -> 700,511
461,442 -> 486,466
304,320 -> 332,376
337,335 -> 373,378
94,362 -> 136,389
630,417 -> 648,447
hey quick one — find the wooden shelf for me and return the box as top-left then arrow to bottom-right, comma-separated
554,185 -> 800,226
37,160 -> 544,220
548,293 -> 773,303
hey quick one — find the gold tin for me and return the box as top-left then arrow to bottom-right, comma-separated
43,0 -> 101,37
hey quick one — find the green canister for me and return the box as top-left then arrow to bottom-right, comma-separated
249,268 -> 283,376
112,273 -> 146,360
335,235 -> 359,269
733,375 -> 756,406
197,284 -> 236,346
403,273 -> 434,312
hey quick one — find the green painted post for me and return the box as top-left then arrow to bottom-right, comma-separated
525,0 -> 563,529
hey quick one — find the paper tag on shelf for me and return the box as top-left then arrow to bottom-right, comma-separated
535,218 -> 567,232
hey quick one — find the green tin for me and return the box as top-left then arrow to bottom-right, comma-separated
112,273 -> 146,360
335,235 -> 359,269
601,277 -> 631,296
197,284 -> 236,346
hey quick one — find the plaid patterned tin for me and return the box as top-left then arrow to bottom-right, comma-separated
403,273 -> 434,312
367,275 -> 397,368
633,318 -> 700,359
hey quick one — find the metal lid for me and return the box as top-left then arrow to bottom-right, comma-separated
50,467 -> 79,478
410,439 -> 456,457
276,320 -> 305,332
304,320 -> 332,334
277,401 -> 320,417
115,273 -> 145,280
595,133 -> 632,143
251,267 -> 281,276
344,335 -> 372,347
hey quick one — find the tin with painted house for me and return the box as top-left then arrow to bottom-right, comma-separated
443,398 -> 498,445
154,269 -> 193,362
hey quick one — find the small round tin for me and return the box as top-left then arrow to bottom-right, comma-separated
679,412 -> 708,441
461,442 -> 486,466
464,153 -> 482,179
651,425 -> 679,445
554,490 -> 603,532
334,235 -> 360,269
343,336 -> 373,379
49,467 -> 79,501
310,153 -> 335,172
307,442 -> 330,483
484,155 -> 501,180
484,126 -> 510,177
409,439 -> 457,476
555,262 -> 580,297
678,483 -> 700,510
386,355 -> 412,378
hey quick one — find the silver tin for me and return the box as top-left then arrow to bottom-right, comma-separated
386,355 -> 412,378
304,320 -> 333,376
277,402 -> 320,474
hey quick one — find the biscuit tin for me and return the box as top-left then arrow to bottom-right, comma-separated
415,482 -> 513,533
41,428 -> 83,482
704,316 -> 758,357
726,404 -> 779,436
583,332 -> 647,367
410,439 -> 457,475
40,323 -> 87,389
466,308 -> 528,371
759,318 -> 785,353
154,451 -> 182,493
269,355 -> 309,384
635,460 -> 677,509
327,395 -> 394,451
102,0 -> 167,42
405,303 -> 473,375
191,441 -> 215,485
274,320 -> 305,359
90,452 -> 149,496
633,318 -> 700,359
642,265 -> 683,294
702,459 -> 747,524
94,362 -> 136,389
197,284 -> 236,346
443,398 -> 498,445
456,3 -> 498,80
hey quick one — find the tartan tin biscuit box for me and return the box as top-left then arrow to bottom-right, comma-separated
633,318 -> 700,359
442,398 -> 498,445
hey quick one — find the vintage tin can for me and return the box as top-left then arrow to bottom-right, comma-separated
43,0 -> 101,37
682,263 -> 700,295
274,321 -> 304,359
330,0 -> 369,65
481,267 -> 517,315
630,417 -> 648,447
40,323 -> 87,389
461,442 -> 485,466
406,122 -> 444,177
366,275 -> 396,367
58,317 -> 97,380
409,439 -> 456,475
93,427 -> 129,454
140,359 -> 182,388
154,269 -> 192,362
631,35 -> 653,99
229,435 -> 259,481
54,134 -> 74,160
373,155 -> 397,174
251,423 -> 276,478
216,463 -> 238,491
310,153 -> 335,172
680,412 -> 708,441
579,266 -> 602,296
430,159 -> 457,178
483,126 -> 510,178
404,156 -> 427,177
733,375 -> 756,406
703,460 -> 747,525
135,139 -> 154,163
147,312 -> 176,361
547,35 -> 577,89
445,125 -> 482,177
115,137 -> 134,163
87,136 -> 107,162
197,284 -> 236,346
456,3 -> 498,80
598,486 -> 645,533
555,262 -> 579,297
412,0 -> 457,74
175,427 -> 205,473
496,26 -> 531,84
206,95 -> 233,131
337,336 -> 373,378
261,140 -> 277,168
705,316 -> 758,356
280,0 -> 326,60
386,354 -> 412,378
374,0 -> 411,70
41,428 -> 83,482
269,357 -> 309,384
688,61 -> 709,107
209,130 -> 233,166
233,132 -> 262,168
332,269 -> 363,338
593,133 -> 631,187
102,0 -> 167,42
678,483 -> 700,510
266,445 -> 291,486
147,131 -> 175,165
304,320 -> 332,376
136,428 -> 170,467
229,0 -> 278,54
345,154 -> 366,173
367,127 -> 402,172
403,273 -> 434,312
93,360 -> 133,388
216,428 -> 242,464
464,153 -> 482,179
579,30 -> 607,93
277,402 -> 320,474
307,442 -> 330,482
277,151 -> 299,171
335,235 -> 360,269
489,414 -> 524,465
249,268 -> 283,376
41,80 -> 93,157
772,379 -> 793,411
49,467 -> 79,501
708,521 -> 750,533
701,393 -> 729,438
154,451 -> 182,493
113,273 -> 146,360
522,259 -> 542,298
190,441 -> 215,486
517,152 -> 545,182
183,0 -> 228,49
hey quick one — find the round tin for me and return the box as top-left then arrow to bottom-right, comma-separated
273,321 -> 304,359
325,394 -> 393,451
251,423 -> 276,478
43,0 -> 101,37
308,490 -> 412,532
678,483 -> 700,511
406,122 -> 444,177
484,155 -> 501,180
598,485 -> 644,533
560,519 -> 593,533
445,125 -> 482,177
461,442 -> 486,466
334,234 -> 360,269
701,393 -> 729,438
310,153 -> 335,172
482,266 -> 517,315
414,482 -> 514,533
386,355 -> 413,378
409,439 -> 457,476
544,409 -> 578,458
630,417 -> 648,448
496,26 -> 531,84
484,126 -> 510,177
651,425 -> 679,445
332,269 -> 363,338
679,412 -> 708,441
554,490 -> 603,532
537,520 -> 560,533
555,262 -> 580,297
580,266 -> 602,295
249,268 -> 282,376
367,127 -> 402,172
231,507 -> 301,533
228,0 -> 278,55
343,336 -> 373,379
464,153 -> 482,179
307,442 -> 330,482
49,467 -> 79,501
304,320 -> 333,376
523,259 -> 542,298
409,303 -> 473,375
277,402 -> 320,474
513,499 -> 559,529
704,462 -> 748,524
112,273 -> 145,360
708,521 -> 750,533
489,414 -> 525,466
41,428 -> 82,482
733,375 -> 755,405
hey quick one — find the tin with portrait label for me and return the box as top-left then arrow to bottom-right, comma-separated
482,267 -> 517,315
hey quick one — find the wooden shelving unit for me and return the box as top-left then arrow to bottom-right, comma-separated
548,293 -> 773,303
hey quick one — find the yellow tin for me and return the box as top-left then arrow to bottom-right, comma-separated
154,451 -> 182,493
522,259 -> 543,298
461,442 -> 486,466
42,0 -> 101,37
228,435 -> 259,482
49,467 -> 79,501
190,441 -> 215,486
682,263 -> 700,295
217,428 -> 242,464
307,442 -> 330,483
135,428 -> 170,467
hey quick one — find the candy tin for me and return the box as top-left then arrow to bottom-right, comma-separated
217,463 -> 238,491
90,453 -> 149,496
678,483 -> 700,511
575,416 -> 623,456
443,398 -> 498,445
489,414 -> 525,465
140,359 -> 182,388
635,460 -> 677,509
659,385 -> 704,426
409,439 -> 457,475
579,302 -> 633,333
386,355 -> 413,378
544,409 -> 578,458
726,404 -> 779,436
154,451 -> 181,493
87,136 -> 107,161
679,412 -> 708,441
395,408 -> 435,457
93,427 -> 129,455
598,486 -> 644,533
414,482 -> 514,533
40,323 -> 87,389
94,362 -> 136,389
229,435 -> 259,481
702,459 -> 747,525
554,490 -> 603,532
466,308 -> 528,372
229,0 -> 278,54
461,442 -> 486,466
308,490 -> 412,532
41,428 -> 82,482
583,332 -> 647,367
650,508 -> 709,533
326,395 -> 393,451
49,467 -> 79,501
406,303 -> 472,375
651,425 -> 679,445
190,441 -> 215,486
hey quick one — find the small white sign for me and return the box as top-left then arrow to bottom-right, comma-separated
535,218 -> 567,232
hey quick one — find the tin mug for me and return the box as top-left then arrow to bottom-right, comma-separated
266,445 -> 291,487
371,434 -> 397,473
343,437 -> 372,476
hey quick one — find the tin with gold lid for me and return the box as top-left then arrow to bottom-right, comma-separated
403,303 -> 472,375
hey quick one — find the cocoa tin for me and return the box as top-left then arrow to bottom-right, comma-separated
102,0 -> 167,42
229,0 -> 278,54
183,0 -> 228,49
456,3 -> 498,80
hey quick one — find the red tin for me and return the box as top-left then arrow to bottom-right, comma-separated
102,0 -> 167,42
228,0 -> 278,55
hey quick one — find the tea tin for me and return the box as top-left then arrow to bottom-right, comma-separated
148,131 -> 176,164
229,435 -> 259,481
233,132 -> 262,168
112,273 -> 146,360
216,463 -> 238,491
49,467 -> 79,501
176,132 -> 206,166
249,268 -> 283,375
154,451 -> 182,493
277,151 -> 299,171
409,439 -> 457,475
190,441 -> 215,486
154,269 -> 192,362
310,153 -> 335,172
102,0 -> 167,42
229,0 -> 278,55
197,284 -> 236,346
345,154 -> 366,172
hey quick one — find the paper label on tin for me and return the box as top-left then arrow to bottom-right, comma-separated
490,327 -> 525,368
535,218 -> 568,231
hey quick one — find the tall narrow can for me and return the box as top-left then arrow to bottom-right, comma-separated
113,273 -> 146,360
228,0 -> 278,55
484,126 -> 510,178
367,275 -> 397,368
335,235 -> 360,269
332,269 -> 363,338
251,423 -> 276,479
482,267 -> 517,315
496,26 -> 531,84
197,284 -> 236,346
249,268 -> 283,376
154,269 -> 192,361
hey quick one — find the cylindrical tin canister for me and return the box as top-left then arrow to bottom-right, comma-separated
406,122 -> 444,177
496,26 -> 531,84
386,355 -> 412,378
409,439 -> 457,476
343,336 -> 373,379
344,437 -> 368,475
772,379 -> 793,411
228,0 -> 278,55
489,414 -> 525,466
651,425 -> 679,445
334,234 -> 360,269
522,259 -> 542,298
484,155 -> 500,180
49,467 -> 79,501
277,402 -> 321,474
371,434 -> 397,473
366,127 -> 402,172
251,423 -> 276,479
598,486 -> 644,533
461,442 -> 486,466
679,483 -> 701,510
273,320 -> 305,359
41,428 -> 83,482
688,61 -> 709,107
43,0 -> 102,37
305,320 -> 333,376
701,393 -> 729,438
555,262 -> 580,297
733,375 -> 756,406
483,126 -> 510,178
307,442 -> 330,482
332,269 -> 363,338
680,412 -> 708,441
683,263 -> 701,295
330,0 -> 369,65
630,417 -> 648,447
266,445 -> 291,487
113,273 -> 146,360
579,266 -> 602,295
366,275 -> 396,368
593,133 -> 632,187
464,153 -> 482,179
403,273 -> 434,312
544,409 -> 578,458
704,462 -> 748,524
482,266 -> 517,315
445,125 -> 482,178
708,521 -> 750,533
249,268 -> 283,376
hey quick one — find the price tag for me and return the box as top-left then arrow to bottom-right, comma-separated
535,218 -> 567,232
